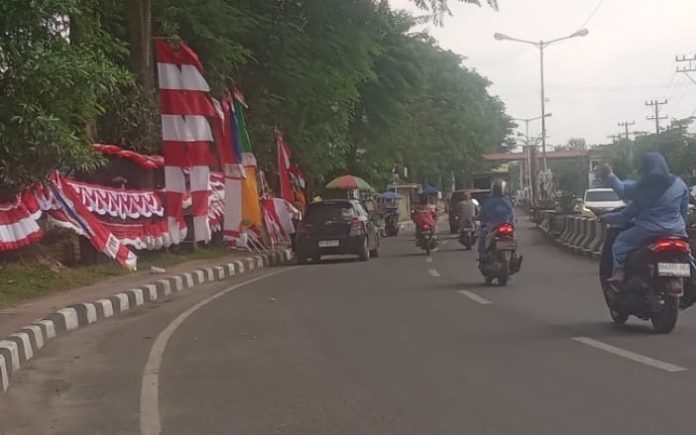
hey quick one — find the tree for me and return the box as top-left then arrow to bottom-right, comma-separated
556,137 -> 587,152
411,0 -> 499,22
0,0 -> 130,198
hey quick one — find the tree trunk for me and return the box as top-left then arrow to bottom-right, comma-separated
126,0 -> 153,91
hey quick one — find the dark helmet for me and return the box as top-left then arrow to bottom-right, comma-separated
491,178 -> 507,197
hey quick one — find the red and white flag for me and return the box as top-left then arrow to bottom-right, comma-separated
156,40 -> 216,244
276,130 -> 294,205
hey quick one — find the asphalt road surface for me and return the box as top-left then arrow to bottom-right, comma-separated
3,220 -> 696,435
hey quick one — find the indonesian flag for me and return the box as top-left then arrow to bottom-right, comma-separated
276,130 -> 294,205
156,39 -> 216,244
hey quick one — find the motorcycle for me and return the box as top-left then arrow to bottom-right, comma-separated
417,223 -> 438,255
384,211 -> 400,237
600,225 -> 695,333
458,218 -> 478,250
479,223 -> 522,286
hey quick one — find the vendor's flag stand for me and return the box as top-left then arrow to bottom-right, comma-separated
155,39 -> 216,244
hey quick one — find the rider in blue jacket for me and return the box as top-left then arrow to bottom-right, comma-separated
478,179 -> 515,261
603,152 -> 689,282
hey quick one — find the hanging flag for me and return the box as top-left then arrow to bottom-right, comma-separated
48,173 -> 137,271
155,39 -> 216,244
233,92 -> 262,234
276,130 -> 295,204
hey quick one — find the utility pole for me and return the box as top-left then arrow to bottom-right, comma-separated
676,54 -> 696,86
607,134 -> 620,143
645,100 -> 668,134
617,121 -> 635,140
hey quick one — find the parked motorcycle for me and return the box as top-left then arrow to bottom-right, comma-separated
458,219 -> 478,250
417,223 -> 438,255
600,225 -> 695,333
479,223 -> 522,286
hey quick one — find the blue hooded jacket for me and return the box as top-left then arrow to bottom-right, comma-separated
479,196 -> 514,228
605,152 -> 688,234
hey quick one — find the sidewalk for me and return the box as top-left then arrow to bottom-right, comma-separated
0,252 -> 251,340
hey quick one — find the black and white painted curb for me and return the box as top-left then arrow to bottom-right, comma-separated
0,249 -> 293,395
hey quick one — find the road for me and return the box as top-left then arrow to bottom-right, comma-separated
3,220 -> 696,434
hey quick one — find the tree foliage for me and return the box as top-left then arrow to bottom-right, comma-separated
0,0 -> 130,198
602,118 -> 696,183
1,0 -> 511,195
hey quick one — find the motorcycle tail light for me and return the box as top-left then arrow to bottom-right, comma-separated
496,223 -> 514,237
651,239 -> 690,253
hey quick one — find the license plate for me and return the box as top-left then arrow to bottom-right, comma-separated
496,239 -> 517,250
318,240 -> 340,248
657,262 -> 690,277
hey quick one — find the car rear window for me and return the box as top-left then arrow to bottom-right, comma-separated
304,203 -> 356,223
585,190 -> 619,202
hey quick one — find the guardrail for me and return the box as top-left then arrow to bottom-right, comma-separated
534,210 -> 605,259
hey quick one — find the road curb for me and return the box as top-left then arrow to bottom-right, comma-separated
0,249 -> 293,395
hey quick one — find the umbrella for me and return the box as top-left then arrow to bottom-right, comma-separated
422,185 -> 439,195
380,191 -> 403,200
326,175 -> 375,192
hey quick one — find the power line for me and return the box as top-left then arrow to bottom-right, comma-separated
580,0 -> 604,29
645,99 -> 668,134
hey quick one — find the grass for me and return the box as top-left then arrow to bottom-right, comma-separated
0,245 -> 231,309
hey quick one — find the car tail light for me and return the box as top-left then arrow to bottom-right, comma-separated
350,218 -> 365,233
650,238 -> 690,253
496,223 -> 514,237
297,221 -> 312,234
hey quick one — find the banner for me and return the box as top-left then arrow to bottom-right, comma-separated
276,130 -> 294,205
156,39 -> 216,244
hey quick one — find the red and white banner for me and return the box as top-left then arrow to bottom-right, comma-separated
156,40 -> 216,244
276,130 -> 295,205
0,190 -> 44,251
69,180 -> 164,220
44,173 -> 138,270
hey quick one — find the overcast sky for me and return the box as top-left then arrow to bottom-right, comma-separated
389,0 -> 696,148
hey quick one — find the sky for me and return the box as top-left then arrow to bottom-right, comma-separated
389,0 -> 696,148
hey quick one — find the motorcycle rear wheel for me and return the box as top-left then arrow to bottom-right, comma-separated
651,294 -> 679,334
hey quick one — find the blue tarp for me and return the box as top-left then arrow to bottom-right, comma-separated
380,191 -> 403,200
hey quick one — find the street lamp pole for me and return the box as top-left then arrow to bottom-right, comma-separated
494,29 -> 589,172
539,43 -> 547,170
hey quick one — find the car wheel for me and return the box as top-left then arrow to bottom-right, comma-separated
296,253 -> 309,265
358,238 -> 370,262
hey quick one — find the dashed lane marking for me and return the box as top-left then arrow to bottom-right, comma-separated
572,336 -> 687,373
428,269 -> 441,278
457,290 -> 492,305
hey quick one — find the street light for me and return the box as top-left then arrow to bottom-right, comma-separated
513,113 -> 552,146
494,29 -> 589,171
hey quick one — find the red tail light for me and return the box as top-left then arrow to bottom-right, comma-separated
496,223 -> 514,237
296,221 -> 310,234
351,218 -> 365,232
650,238 -> 690,253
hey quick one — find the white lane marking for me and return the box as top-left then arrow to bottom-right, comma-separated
432,247 -> 440,252
428,269 -> 441,278
458,290 -> 492,305
572,337 -> 687,373
426,257 -> 433,263
140,267 -> 296,435
442,240 -> 449,245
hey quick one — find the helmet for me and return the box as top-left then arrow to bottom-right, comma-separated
491,178 -> 507,197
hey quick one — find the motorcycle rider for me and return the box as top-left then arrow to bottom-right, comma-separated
457,191 -> 479,232
603,152 -> 689,283
478,179 -> 515,262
